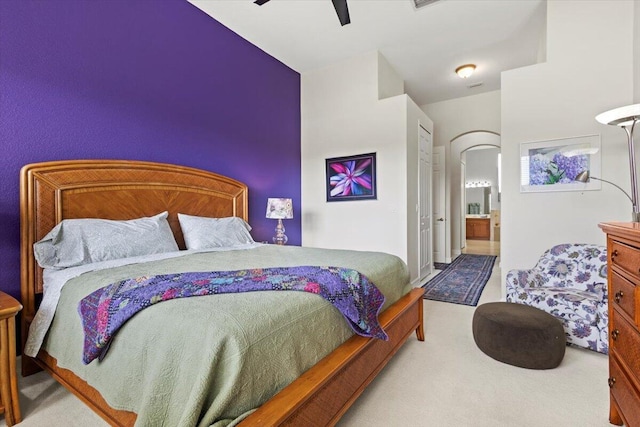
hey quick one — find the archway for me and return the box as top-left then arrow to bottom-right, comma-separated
448,131 -> 501,259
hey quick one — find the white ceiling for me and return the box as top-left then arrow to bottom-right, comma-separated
189,0 -> 547,105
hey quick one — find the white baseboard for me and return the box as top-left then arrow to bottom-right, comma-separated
410,277 -> 423,287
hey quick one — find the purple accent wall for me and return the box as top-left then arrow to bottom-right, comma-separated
0,0 -> 301,301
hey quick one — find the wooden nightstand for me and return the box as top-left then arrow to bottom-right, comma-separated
0,292 -> 22,426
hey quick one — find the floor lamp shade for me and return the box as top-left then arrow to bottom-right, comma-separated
596,104 -> 640,222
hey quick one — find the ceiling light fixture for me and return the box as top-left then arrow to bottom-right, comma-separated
455,64 -> 476,79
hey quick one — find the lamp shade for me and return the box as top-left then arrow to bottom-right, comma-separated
266,198 -> 293,219
595,103 -> 640,222
596,103 -> 640,127
575,170 -> 590,183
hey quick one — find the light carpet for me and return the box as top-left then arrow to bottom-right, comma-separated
2,259 -> 610,427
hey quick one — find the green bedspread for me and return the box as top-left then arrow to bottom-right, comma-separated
42,245 -> 411,427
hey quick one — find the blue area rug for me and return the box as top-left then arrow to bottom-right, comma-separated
422,254 -> 497,306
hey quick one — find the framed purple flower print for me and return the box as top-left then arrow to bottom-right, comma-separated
520,135 -> 601,193
326,152 -> 377,202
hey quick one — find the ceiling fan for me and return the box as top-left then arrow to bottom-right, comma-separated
253,0 -> 351,26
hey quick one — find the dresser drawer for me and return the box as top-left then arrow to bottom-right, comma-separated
611,240 -> 640,281
611,272 -> 637,322
610,310 -> 640,386
610,356 -> 640,426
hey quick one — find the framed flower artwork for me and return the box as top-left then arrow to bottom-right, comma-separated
325,152 -> 377,202
520,134 -> 601,193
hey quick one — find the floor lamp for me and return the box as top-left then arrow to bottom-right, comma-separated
595,104 -> 640,222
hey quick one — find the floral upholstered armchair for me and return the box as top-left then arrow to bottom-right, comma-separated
505,243 -> 608,354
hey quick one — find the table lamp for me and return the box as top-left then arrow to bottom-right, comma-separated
265,198 -> 293,245
595,103 -> 640,222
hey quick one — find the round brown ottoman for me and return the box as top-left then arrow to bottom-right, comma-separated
472,302 -> 566,369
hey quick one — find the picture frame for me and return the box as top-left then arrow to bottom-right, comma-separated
520,134 -> 601,193
325,152 -> 377,202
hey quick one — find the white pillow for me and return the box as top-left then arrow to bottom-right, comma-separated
33,212 -> 179,269
178,214 -> 255,250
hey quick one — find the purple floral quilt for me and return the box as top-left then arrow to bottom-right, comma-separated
78,266 -> 387,364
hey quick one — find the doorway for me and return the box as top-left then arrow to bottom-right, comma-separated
461,145 -> 500,256
449,131 -> 501,259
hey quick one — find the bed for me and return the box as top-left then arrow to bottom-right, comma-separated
19,159 -> 425,426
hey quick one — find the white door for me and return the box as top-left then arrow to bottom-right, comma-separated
419,126 -> 432,280
432,146 -> 446,263
461,160 -> 466,248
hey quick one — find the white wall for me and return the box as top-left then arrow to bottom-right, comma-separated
302,52 -> 405,257
501,1 -> 634,292
379,52 -> 405,100
422,91 -> 501,260
301,51 -> 432,280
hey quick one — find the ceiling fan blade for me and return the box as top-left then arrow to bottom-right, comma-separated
331,0 -> 351,26
255,0 -> 350,26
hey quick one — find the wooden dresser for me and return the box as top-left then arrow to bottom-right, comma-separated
599,222 -> 640,426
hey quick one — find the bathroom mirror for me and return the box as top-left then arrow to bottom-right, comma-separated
466,186 -> 491,215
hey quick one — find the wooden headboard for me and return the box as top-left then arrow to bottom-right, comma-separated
19,159 -> 248,342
